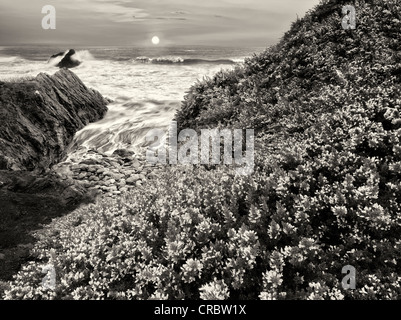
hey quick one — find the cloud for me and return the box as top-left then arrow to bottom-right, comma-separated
59,0 -> 149,23
133,16 -> 187,21
171,10 -> 189,15
0,0 -> 322,46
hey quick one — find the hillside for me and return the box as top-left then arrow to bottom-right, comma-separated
3,0 -> 401,300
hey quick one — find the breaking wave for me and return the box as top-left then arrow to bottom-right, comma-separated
134,56 -> 238,65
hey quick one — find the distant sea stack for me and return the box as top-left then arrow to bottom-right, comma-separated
49,49 -> 82,69
0,69 -> 109,171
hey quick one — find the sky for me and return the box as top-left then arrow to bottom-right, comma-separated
0,0 -> 321,47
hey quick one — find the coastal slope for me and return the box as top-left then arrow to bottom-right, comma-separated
3,0 -> 401,300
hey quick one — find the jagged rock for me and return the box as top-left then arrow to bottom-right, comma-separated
56,49 -> 81,69
0,69 -> 109,172
49,52 -> 65,60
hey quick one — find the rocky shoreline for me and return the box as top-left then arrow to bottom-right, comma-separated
0,68 -> 118,283
52,149 -> 164,198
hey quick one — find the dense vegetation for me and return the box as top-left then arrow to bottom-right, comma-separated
3,0 -> 401,299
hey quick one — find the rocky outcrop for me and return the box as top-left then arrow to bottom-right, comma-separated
49,51 -> 65,60
0,69 -> 109,171
56,49 -> 81,69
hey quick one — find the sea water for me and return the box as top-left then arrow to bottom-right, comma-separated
0,46 -> 263,158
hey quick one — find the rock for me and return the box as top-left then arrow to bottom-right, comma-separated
71,164 -> 81,172
56,49 -> 81,69
126,174 -> 142,185
78,172 -> 88,179
117,179 -> 126,187
132,160 -> 141,169
80,159 -> 100,166
88,165 -> 98,173
87,188 -> 102,198
88,176 -> 99,182
0,69 -> 109,171
49,51 -> 65,60
81,180 -> 91,188
103,186 -> 117,192
79,164 -> 89,171
136,181 -> 142,187
60,184 -> 86,206
147,172 -> 158,180
112,149 -> 135,158
104,179 -> 116,186
109,173 -> 124,181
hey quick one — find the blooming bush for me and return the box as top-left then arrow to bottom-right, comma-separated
4,0 -> 401,300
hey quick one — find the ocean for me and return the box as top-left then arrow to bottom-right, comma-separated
0,46 -> 264,158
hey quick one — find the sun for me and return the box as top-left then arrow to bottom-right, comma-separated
152,36 -> 160,45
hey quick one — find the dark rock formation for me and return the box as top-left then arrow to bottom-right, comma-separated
49,51 -> 65,60
0,69 -> 109,171
56,49 -> 81,69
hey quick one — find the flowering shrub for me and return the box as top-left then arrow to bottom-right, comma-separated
4,0 -> 401,300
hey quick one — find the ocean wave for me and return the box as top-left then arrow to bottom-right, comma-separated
75,50 -> 95,61
68,99 -> 179,155
0,55 -> 20,63
134,56 -> 237,65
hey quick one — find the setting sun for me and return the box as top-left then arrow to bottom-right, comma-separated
152,36 -> 160,45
